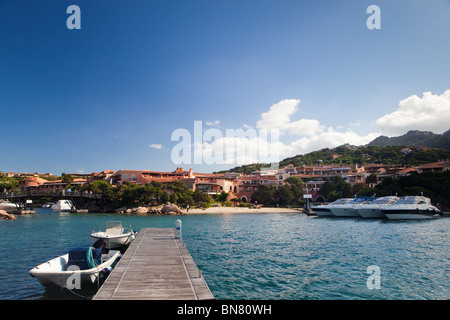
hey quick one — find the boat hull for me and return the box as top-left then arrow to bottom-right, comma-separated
331,207 -> 361,217
51,200 -> 75,212
0,202 -> 19,212
91,232 -> 135,249
30,250 -> 120,288
357,208 -> 385,219
311,207 -> 334,217
382,209 -> 442,220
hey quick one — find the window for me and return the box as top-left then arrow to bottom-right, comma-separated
123,174 -> 129,180
131,174 -> 136,182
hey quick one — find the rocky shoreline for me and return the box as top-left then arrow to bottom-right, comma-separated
113,203 -> 303,215
0,209 -> 16,220
114,203 -> 184,215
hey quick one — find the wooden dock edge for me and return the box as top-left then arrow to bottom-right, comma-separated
93,228 -> 214,300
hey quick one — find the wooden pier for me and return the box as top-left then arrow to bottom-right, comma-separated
93,228 -> 214,300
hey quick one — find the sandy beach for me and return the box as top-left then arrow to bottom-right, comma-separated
183,206 -> 303,214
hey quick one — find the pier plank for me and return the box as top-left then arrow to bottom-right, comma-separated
93,228 -> 214,300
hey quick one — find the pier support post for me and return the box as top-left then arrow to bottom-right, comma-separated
175,219 -> 182,239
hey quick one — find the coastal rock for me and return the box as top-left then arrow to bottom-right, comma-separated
147,207 -> 162,214
0,209 -> 16,220
161,203 -> 183,215
134,206 -> 149,215
115,206 -> 127,214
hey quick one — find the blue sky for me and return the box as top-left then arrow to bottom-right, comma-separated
1,0 -> 450,175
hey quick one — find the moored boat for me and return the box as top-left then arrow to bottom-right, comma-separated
0,200 -> 19,212
381,196 -> 442,220
357,196 -> 399,219
310,198 -> 354,217
51,200 -> 75,212
29,241 -> 120,289
91,221 -> 137,249
330,196 -> 376,217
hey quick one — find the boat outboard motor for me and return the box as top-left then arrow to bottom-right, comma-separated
92,239 -> 107,249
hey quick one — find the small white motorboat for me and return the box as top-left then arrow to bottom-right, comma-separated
0,200 -> 19,212
51,200 -> 75,212
91,221 -> 137,249
29,242 -> 120,289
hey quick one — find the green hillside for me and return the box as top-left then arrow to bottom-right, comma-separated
368,129 -> 450,150
215,130 -> 450,174
279,144 -> 450,168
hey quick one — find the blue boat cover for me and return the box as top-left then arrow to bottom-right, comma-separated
67,247 -> 102,270
92,248 -> 103,265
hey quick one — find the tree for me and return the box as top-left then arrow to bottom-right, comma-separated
284,176 -> 303,200
214,191 -> 229,202
193,189 -> 211,205
366,173 -> 378,185
327,190 -> 342,202
230,198 -> 241,207
251,185 -> 275,204
275,185 -> 294,205
85,180 -> 114,199
321,176 -> 352,201
61,173 -> 74,188
0,179 -> 19,192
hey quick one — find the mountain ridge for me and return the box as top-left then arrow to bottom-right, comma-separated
214,129 -> 450,174
367,129 -> 450,150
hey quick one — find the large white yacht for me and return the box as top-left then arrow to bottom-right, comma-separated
357,196 -> 400,219
380,196 -> 442,220
330,196 -> 376,217
310,198 -> 354,217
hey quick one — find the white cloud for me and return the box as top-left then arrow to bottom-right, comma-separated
149,143 -> 163,149
192,125 -> 380,167
256,99 -> 300,132
182,89 -> 450,167
205,120 -> 220,126
283,128 -> 380,157
256,99 -> 325,136
253,99 -> 379,160
190,99 -> 380,166
376,89 -> 450,135
287,119 -> 325,136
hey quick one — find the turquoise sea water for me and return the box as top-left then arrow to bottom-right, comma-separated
0,209 -> 448,300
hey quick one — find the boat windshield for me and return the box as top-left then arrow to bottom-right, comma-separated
395,197 -> 418,205
349,197 -> 375,204
331,198 -> 353,205
106,221 -> 123,235
107,221 -> 123,229
372,197 -> 399,204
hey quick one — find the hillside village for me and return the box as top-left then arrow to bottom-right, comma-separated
3,158 -> 449,205
2,130 -> 450,207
